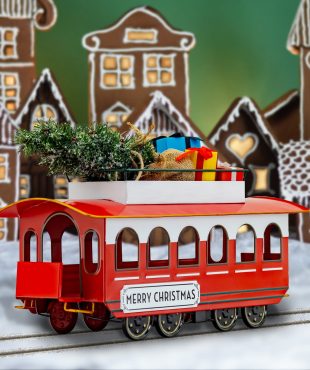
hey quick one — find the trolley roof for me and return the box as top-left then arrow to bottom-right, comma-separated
0,197 -> 308,219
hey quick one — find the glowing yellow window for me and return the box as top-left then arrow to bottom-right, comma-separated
144,54 -> 175,86
0,154 -> 9,181
101,55 -> 134,89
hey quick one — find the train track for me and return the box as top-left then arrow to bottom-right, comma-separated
1,308 -> 310,357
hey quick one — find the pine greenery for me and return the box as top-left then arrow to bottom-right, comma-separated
15,122 -> 156,181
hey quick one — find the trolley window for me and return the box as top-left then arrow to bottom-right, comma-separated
147,227 -> 169,268
84,231 -> 100,274
24,231 -> 37,262
178,226 -> 199,266
42,231 -> 52,262
207,226 -> 228,264
236,224 -> 256,263
116,228 -> 139,270
263,224 -> 282,261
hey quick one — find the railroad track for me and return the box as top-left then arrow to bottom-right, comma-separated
1,308 -> 310,357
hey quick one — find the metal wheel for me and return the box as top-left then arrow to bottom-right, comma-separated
49,301 -> 78,334
212,308 -> 238,331
242,305 -> 267,328
122,316 -> 153,340
156,313 -> 184,338
81,302 -> 110,332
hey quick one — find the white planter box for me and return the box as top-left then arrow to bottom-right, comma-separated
68,181 -> 245,204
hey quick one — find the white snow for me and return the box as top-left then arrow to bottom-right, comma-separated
0,237 -> 309,368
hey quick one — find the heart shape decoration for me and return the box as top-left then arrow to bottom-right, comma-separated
226,133 -> 258,164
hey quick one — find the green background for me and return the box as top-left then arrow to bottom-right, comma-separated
36,0 -> 300,135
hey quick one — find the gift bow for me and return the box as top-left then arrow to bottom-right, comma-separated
176,147 -> 215,162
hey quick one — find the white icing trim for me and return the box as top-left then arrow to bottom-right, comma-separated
0,61 -> 34,67
14,68 -> 75,127
209,97 -> 278,150
33,0 -> 58,31
184,52 -> 190,116
300,48 -> 305,141
206,271 -> 229,275
0,103 -> 18,145
262,267 -> 283,272
114,276 -> 139,281
82,7 -> 195,52
225,132 -> 259,165
99,54 -> 135,90
89,53 -> 97,122
142,53 -> 175,87
248,163 -> 276,196
264,90 -> 299,118
123,28 -> 158,44
145,275 -> 170,279
0,0 -> 34,18
0,152 -> 10,183
176,272 -> 200,277
0,27 -> 19,59
133,90 -> 200,138
287,0 -> 310,50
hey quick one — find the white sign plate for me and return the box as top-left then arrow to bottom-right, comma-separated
120,281 -> 200,313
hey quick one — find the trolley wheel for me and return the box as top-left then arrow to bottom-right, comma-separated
242,305 -> 267,328
49,301 -> 78,334
156,313 -> 184,338
81,302 -> 110,332
122,316 -> 153,340
212,308 -> 238,331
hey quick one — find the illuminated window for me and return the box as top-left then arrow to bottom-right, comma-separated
124,28 -> 158,43
100,54 -> 135,89
19,174 -> 30,199
208,226 -> 228,264
147,227 -> 169,268
31,104 -> 58,129
249,164 -> 275,194
236,224 -> 256,263
263,224 -> 282,261
116,228 -> 139,270
0,153 -> 9,183
178,226 -> 199,266
84,231 -> 100,274
143,54 -> 175,87
0,72 -> 20,112
54,175 -> 68,199
0,28 -> 18,59
102,102 -> 132,128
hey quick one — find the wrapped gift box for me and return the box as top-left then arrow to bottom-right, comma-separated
176,147 -> 218,181
152,133 -> 202,153
216,166 -> 244,181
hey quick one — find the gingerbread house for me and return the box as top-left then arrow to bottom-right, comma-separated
14,68 -> 76,200
0,0 -> 57,116
82,6 -> 199,137
0,103 -> 19,242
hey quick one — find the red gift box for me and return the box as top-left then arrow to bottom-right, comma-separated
216,166 -> 244,181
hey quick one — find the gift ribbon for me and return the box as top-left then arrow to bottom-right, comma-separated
176,147 -> 215,162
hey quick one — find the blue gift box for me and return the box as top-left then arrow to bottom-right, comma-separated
152,134 -> 202,153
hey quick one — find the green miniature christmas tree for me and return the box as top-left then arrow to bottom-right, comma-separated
15,122 -> 156,181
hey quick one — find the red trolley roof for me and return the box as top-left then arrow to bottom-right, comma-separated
0,197 -> 308,219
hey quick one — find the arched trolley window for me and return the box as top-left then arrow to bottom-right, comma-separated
236,225 -> 256,263
84,231 -> 100,274
263,224 -> 282,261
24,231 -> 37,262
147,227 -> 169,268
178,227 -> 199,266
116,228 -> 139,270
207,226 -> 228,264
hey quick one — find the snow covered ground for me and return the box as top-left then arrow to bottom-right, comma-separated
0,238 -> 309,369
